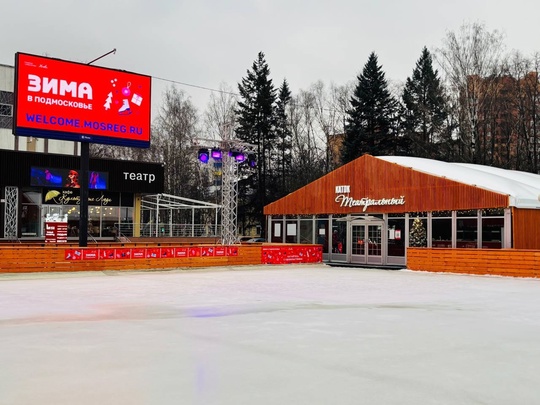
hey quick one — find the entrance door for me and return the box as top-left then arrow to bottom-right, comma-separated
350,220 -> 384,265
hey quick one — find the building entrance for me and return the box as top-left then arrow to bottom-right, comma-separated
349,218 -> 385,265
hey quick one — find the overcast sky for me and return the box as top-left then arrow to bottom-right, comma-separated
3,0 -> 540,117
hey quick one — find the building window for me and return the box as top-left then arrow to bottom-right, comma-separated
316,218 -> 329,253
432,218 -> 452,248
457,210 -> 478,248
299,219 -> 314,244
388,218 -> 405,256
482,217 -> 504,249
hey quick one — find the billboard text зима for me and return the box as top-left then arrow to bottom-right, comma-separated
14,53 -> 151,148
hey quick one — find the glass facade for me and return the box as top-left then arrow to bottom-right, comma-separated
316,218 -> 329,253
269,207 -> 511,265
457,210 -> 478,248
331,215 -> 347,254
388,217 -> 405,257
19,188 -> 134,238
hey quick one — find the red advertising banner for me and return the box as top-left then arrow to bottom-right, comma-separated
82,249 -> 99,260
64,245 -> 324,264
227,246 -> 239,256
14,53 -> 151,148
65,249 -> 83,260
132,248 -> 146,259
115,248 -> 131,259
161,247 -> 174,258
175,247 -> 188,258
261,246 -> 323,264
201,246 -> 215,257
100,249 -> 116,260
215,246 -> 226,256
188,247 -> 201,257
146,248 -> 160,259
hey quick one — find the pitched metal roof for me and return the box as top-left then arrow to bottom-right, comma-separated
378,156 -> 540,209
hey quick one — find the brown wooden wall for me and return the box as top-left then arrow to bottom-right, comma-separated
407,247 -> 540,278
0,243 -> 263,274
512,208 -> 540,249
264,154 -> 509,215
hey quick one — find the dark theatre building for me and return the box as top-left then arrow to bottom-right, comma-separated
0,149 -> 164,240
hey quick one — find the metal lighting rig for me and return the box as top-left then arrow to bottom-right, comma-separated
195,130 -> 256,245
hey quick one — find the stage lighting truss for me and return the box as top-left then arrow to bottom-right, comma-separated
197,147 -> 256,167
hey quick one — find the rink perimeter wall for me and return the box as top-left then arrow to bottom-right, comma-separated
407,248 -> 540,278
0,243 -> 323,274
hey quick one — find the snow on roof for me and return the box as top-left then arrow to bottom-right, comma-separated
377,156 -> 540,209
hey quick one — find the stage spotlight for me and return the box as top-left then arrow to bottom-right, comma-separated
247,153 -> 257,168
198,148 -> 210,163
235,153 -> 246,162
229,149 -> 246,162
211,148 -> 222,160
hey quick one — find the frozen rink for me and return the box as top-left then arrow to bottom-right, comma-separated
1,264 -> 540,405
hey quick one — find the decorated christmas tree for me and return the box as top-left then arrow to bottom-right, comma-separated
409,217 -> 427,247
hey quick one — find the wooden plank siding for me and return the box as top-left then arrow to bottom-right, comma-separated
0,243 -> 263,274
407,248 -> 540,278
264,154 -> 509,215
512,208 -> 540,249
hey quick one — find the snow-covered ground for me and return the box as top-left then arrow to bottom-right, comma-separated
1,264 -> 539,405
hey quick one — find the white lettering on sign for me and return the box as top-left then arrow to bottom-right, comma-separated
28,74 -> 93,100
123,172 -> 156,183
335,195 -> 406,212
335,185 -> 350,193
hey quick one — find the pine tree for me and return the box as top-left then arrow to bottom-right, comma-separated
409,217 -> 427,247
236,52 -> 277,236
342,52 -> 399,163
273,79 -> 293,198
402,47 -> 449,158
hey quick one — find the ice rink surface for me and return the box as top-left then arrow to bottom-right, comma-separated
1,264 -> 540,405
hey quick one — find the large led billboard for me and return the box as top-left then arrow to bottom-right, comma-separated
13,53 -> 151,148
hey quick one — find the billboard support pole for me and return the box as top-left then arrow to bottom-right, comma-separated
79,49 -> 116,247
79,142 -> 89,247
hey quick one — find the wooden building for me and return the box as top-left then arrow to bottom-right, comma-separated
264,154 -> 540,267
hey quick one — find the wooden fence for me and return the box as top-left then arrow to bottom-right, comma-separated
407,248 -> 540,278
0,243 -> 322,274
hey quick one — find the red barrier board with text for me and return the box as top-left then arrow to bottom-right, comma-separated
115,248 -> 131,259
62,245 -> 322,264
175,247 -> 188,258
132,248 -> 146,259
261,246 -> 323,264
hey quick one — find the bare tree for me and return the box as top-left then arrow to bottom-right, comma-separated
309,81 -> 351,172
152,86 -> 210,222
203,84 -> 238,206
436,22 -> 506,163
204,83 -> 238,141
287,90 -> 326,190
506,52 -> 540,172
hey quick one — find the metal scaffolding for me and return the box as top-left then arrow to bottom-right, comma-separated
220,149 -> 240,245
196,128 -> 256,245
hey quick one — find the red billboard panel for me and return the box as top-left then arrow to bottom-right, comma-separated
14,53 -> 151,148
